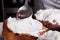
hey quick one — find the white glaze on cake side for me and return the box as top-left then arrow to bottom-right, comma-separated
38,30 -> 60,40
35,9 -> 60,25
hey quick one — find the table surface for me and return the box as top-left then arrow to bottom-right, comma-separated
0,22 -> 3,40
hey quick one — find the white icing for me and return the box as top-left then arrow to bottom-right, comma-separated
35,9 -> 60,25
17,6 -> 27,12
38,30 -> 60,40
7,16 -> 43,37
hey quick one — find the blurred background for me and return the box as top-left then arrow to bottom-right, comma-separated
0,0 -> 34,40
0,0 -> 34,22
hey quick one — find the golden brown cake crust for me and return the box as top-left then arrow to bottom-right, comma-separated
2,20 -> 38,40
40,20 -> 60,31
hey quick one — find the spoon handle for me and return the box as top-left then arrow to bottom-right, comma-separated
25,0 -> 28,5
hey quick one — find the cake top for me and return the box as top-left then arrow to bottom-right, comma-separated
35,9 -> 60,25
7,15 -> 43,37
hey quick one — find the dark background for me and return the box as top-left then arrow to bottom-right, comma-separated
0,0 -> 34,22
0,0 -> 3,22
